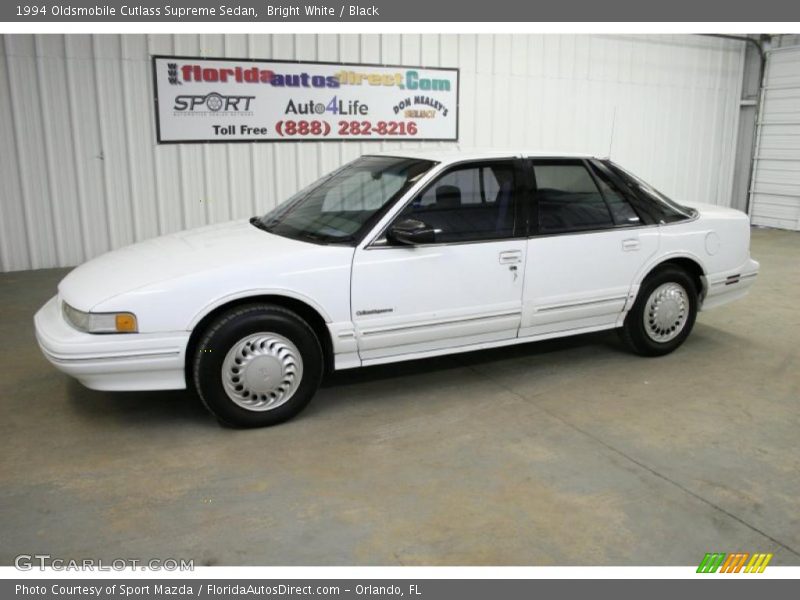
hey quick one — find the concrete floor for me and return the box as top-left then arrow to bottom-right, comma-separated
1,227 -> 798,566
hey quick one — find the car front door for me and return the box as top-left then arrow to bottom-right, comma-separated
520,158 -> 659,337
351,160 -> 528,363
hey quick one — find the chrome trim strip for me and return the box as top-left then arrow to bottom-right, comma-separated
359,310 -> 521,336
364,214 -> 683,250
527,222 -> 661,240
536,295 -> 628,312
367,236 -> 528,249
362,321 -> 620,366
528,213 -> 700,240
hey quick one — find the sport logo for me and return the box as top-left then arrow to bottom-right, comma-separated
696,552 -> 773,573
173,92 -> 255,113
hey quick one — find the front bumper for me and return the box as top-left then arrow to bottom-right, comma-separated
34,296 -> 190,391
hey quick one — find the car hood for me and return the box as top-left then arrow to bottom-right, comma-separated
59,219 -> 313,310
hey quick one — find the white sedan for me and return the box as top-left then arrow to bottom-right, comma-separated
35,150 -> 759,427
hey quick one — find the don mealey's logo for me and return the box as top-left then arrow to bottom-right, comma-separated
173,92 -> 255,113
392,95 -> 450,118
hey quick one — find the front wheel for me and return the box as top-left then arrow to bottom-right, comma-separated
620,266 -> 698,357
192,304 -> 323,427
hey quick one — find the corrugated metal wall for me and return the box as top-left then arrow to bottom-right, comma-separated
0,34 -> 744,272
749,45 -> 800,230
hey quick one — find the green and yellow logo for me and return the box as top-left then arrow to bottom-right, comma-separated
697,552 -> 773,573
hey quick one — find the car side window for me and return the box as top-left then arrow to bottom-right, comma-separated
533,162 -> 614,234
589,167 -> 642,226
395,162 -> 518,243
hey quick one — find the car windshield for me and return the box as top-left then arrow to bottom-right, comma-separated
254,156 -> 436,244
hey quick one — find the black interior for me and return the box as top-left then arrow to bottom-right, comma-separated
405,181 -> 516,242
535,189 -> 614,233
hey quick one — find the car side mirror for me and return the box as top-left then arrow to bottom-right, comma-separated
387,218 -> 437,246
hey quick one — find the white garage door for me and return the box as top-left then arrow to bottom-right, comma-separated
750,46 -> 800,230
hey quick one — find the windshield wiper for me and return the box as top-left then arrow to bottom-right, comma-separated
249,216 -> 274,232
252,218 -> 353,244
297,230 -> 354,244
297,231 -> 332,243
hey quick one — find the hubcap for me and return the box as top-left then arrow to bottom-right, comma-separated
221,333 -> 303,411
643,282 -> 689,343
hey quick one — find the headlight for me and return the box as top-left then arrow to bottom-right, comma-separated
62,302 -> 138,334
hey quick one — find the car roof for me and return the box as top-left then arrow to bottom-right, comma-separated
366,148 -> 601,163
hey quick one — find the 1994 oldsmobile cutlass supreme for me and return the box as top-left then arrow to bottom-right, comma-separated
35,150 -> 759,427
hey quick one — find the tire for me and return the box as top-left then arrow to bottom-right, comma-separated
192,304 -> 323,428
620,266 -> 699,357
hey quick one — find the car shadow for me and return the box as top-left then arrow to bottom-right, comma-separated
60,329 -> 636,427
65,379 -> 215,429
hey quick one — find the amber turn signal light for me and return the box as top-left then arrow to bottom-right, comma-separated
115,313 -> 138,333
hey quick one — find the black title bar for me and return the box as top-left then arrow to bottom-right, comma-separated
2,0 -> 798,22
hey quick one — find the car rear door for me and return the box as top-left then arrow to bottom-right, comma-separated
520,158 -> 659,337
350,159 -> 529,363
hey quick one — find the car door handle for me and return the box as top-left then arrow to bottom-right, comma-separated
622,239 -> 640,252
499,250 -> 522,264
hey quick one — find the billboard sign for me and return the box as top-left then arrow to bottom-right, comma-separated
152,55 -> 459,143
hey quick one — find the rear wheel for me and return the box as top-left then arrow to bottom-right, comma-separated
620,266 -> 698,356
192,304 -> 323,427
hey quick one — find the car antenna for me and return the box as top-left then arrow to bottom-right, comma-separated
606,106 -> 617,159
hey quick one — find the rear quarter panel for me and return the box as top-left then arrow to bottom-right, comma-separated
631,204 -> 755,309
